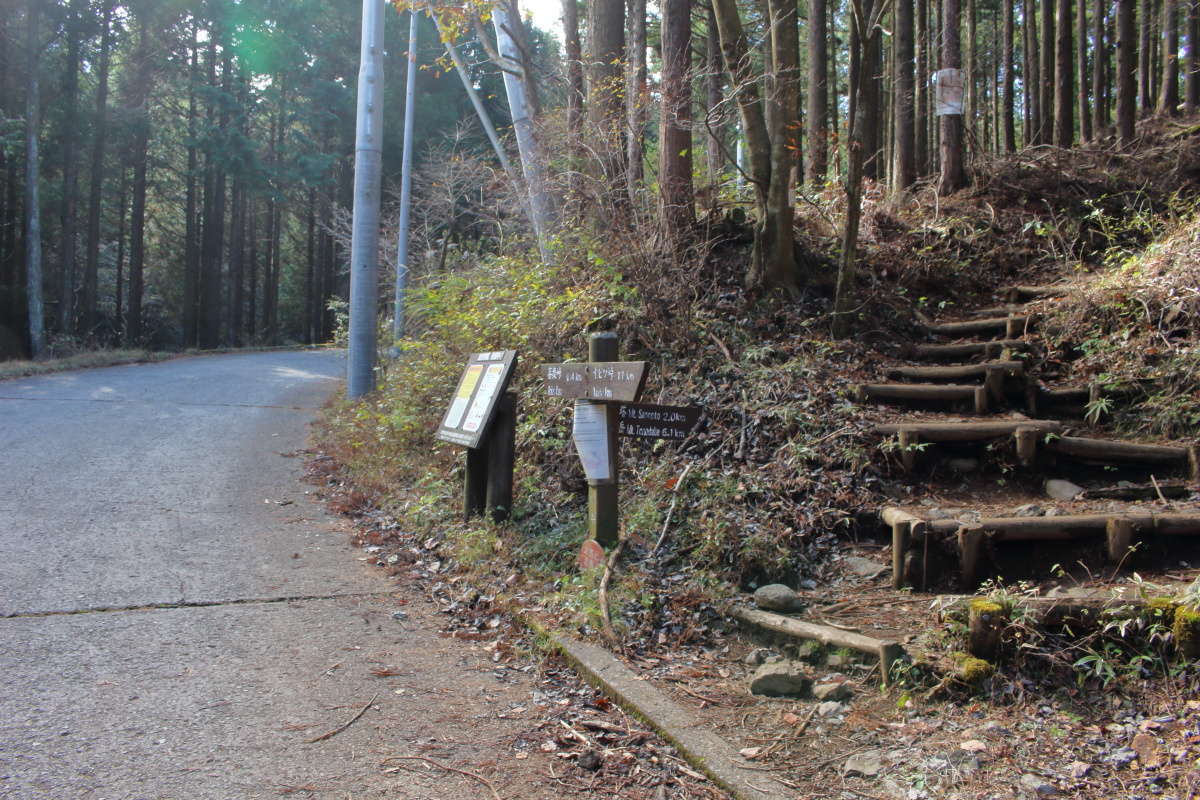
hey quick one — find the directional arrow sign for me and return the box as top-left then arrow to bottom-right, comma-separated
614,403 -> 702,441
542,361 -> 647,402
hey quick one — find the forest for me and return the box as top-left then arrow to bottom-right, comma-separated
1,0 -> 1195,362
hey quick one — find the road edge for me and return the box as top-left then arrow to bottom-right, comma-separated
518,612 -> 787,800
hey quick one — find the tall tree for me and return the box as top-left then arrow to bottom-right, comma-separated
82,2 -> 116,338
705,2 -> 727,199
587,0 -> 627,201
626,0 -> 647,195
1140,0 -> 1154,110
124,12 -> 152,346
711,0 -> 798,290
563,0 -> 584,206
916,0 -> 930,170
24,0 -> 44,358
1077,0 -> 1092,141
1117,0 -> 1138,140
659,0 -> 694,232
807,0 -> 829,184
1092,0 -> 1107,134
1188,0 -> 1199,111
1040,0 -> 1056,142
1002,0 -> 1017,150
894,0 -> 917,188
939,0 -> 967,192
1055,0 -> 1075,145
59,0 -> 84,334
1158,0 -> 1180,112
1026,0 -> 1042,144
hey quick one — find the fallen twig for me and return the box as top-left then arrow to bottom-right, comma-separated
652,462 -> 696,554
383,755 -> 502,800
305,692 -> 378,744
598,536 -> 628,644
794,703 -> 821,736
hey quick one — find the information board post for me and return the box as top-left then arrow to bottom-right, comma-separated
587,332 -> 620,547
485,391 -> 517,522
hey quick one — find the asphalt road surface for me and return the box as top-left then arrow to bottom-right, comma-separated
0,351 -> 560,799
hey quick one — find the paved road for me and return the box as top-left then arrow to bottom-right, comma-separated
0,351 -> 558,799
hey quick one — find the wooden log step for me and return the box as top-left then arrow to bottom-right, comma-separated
857,383 -> 989,413
730,605 -> 905,686
1081,481 -> 1193,500
922,315 -> 1033,339
1005,284 -> 1068,302
968,304 -> 1028,318
875,419 -> 1063,442
1046,436 -> 1199,478
1038,386 -> 1091,403
908,339 -> 1029,361
886,360 -> 1025,383
932,593 -> 1161,629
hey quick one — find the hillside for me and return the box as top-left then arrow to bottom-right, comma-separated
313,115 -> 1200,798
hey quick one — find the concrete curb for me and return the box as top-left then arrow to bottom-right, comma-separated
520,614 -> 789,800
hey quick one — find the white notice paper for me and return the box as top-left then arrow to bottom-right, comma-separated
572,401 -> 611,481
934,68 -> 965,115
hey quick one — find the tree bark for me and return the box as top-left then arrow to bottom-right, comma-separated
563,0 -> 584,207
939,0 -> 967,193
1055,0 -> 1075,145
1187,0 -> 1199,111
1092,0 -> 1107,132
1118,0 -> 1138,140
807,0 -> 829,185
626,0 -> 647,196
1027,0 -> 1042,144
705,2 -> 727,202
1140,0 -> 1154,110
1003,0 -> 1016,150
895,0 -> 917,188
659,0 -> 694,234
1040,0 -> 1056,142
965,0 -> 977,143
81,3 -> 114,339
916,0 -> 930,171
587,0 -> 627,200
183,22 -> 200,348
59,0 -> 83,335
24,0 -> 44,358
1077,0 -> 1092,140
1158,0 -> 1179,112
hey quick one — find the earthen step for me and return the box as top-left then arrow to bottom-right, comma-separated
856,383 -> 989,413
1005,284 -> 1068,302
908,339 -> 1029,361
922,315 -> 1034,339
886,360 -> 1025,383
968,304 -> 1028,318
730,606 -> 905,686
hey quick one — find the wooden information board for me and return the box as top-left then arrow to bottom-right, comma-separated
436,350 -> 518,449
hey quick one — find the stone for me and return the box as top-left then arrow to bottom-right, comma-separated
843,556 -> 889,580
1019,774 -> 1057,796
753,584 -> 805,613
817,701 -> 845,716
1045,479 -> 1085,501
1014,504 -> 1045,517
743,648 -> 775,666
1069,761 -> 1093,779
842,750 -> 885,778
813,681 -> 854,701
793,640 -> 825,664
825,653 -> 851,668
577,750 -> 603,771
1131,733 -> 1162,768
749,661 -> 812,697
1107,747 -> 1138,767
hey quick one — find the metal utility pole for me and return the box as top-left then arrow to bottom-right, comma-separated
392,7 -> 418,352
347,0 -> 386,398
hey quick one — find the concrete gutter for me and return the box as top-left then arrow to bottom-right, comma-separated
521,615 -> 788,800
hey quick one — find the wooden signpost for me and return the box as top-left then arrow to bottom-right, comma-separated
436,350 -> 518,522
543,333 -> 702,549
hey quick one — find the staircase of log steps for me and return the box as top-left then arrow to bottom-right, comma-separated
859,284 -> 1200,591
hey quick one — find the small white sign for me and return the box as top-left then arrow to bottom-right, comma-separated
572,401 -> 611,481
934,68 -> 964,115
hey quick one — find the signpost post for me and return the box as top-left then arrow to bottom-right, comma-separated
543,333 -> 701,551
436,350 -> 519,522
